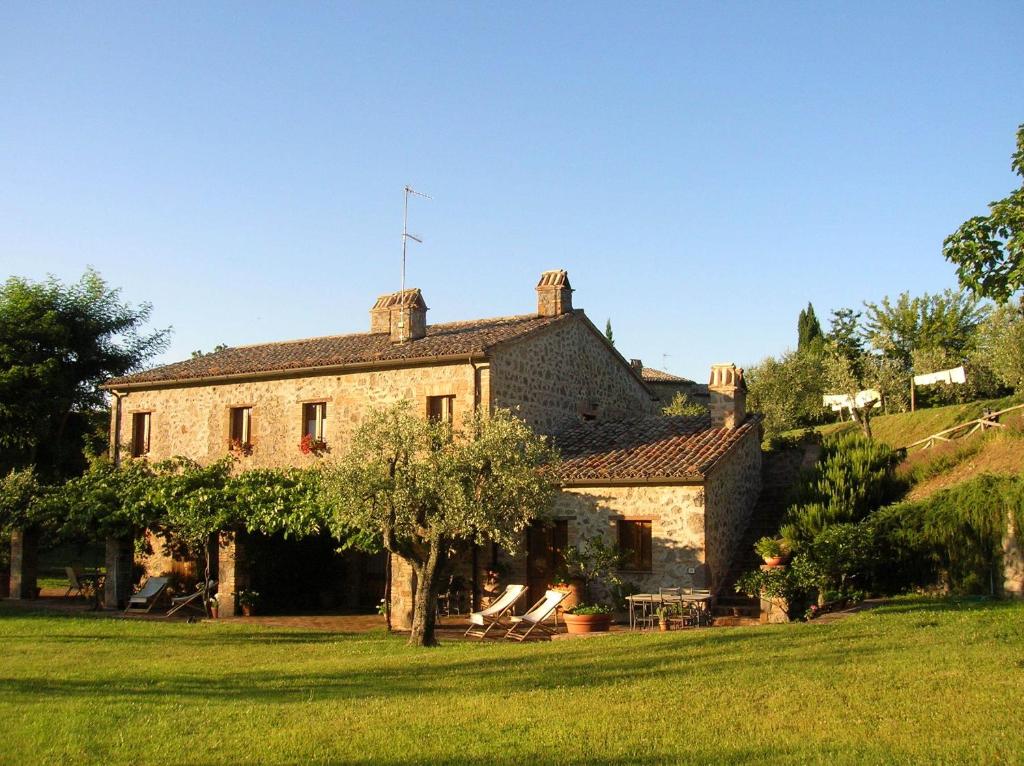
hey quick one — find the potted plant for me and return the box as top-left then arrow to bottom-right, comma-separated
560,536 -> 624,634
228,438 -> 254,457
754,536 -> 788,568
237,589 -> 259,617
207,595 -> 219,619
299,433 -> 329,456
655,605 -> 671,632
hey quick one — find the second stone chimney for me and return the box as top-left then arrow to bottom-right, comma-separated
708,363 -> 747,429
536,270 -> 573,317
369,289 -> 428,343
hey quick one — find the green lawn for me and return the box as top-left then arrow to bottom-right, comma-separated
789,393 -> 1024,448
1,599 -> 1022,764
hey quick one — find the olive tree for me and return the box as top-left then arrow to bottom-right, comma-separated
323,404 -> 559,647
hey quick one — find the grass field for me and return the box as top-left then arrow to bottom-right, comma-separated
791,393 -> 1023,448
1,598 -> 1022,765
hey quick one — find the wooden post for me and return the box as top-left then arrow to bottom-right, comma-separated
910,378 -> 916,412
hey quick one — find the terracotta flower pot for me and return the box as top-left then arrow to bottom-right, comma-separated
209,607 -> 219,619
563,613 -> 612,634
659,620 -> 669,632
762,556 -> 785,568
242,605 -> 253,617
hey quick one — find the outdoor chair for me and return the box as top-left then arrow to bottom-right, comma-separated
166,579 -> 217,618
124,576 -> 170,614
504,589 -> 568,641
64,567 -> 88,600
659,587 -> 688,629
690,589 -> 713,627
465,583 -> 527,638
631,595 -> 657,630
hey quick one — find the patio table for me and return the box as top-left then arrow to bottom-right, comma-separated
626,592 -> 712,629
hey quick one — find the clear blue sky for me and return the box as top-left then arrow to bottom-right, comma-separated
2,3 -> 1021,381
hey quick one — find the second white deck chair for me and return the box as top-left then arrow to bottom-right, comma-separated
124,576 -> 170,614
504,589 -> 569,641
465,584 -> 527,638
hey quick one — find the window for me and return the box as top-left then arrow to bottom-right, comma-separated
618,520 -> 653,571
302,402 -> 327,441
427,395 -> 455,423
229,406 -> 252,448
131,412 -> 151,457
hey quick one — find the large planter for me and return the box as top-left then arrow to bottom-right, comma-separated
562,612 -> 612,634
762,556 -> 785,568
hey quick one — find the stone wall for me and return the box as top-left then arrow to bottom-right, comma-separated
488,317 -> 657,435
552,483 -> 708,593
112,361 -> 482,468
702,425 -> 762,591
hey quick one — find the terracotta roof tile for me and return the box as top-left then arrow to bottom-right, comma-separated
108,312 -> 572,387
640,367 -> 693,384
555,415 -> 757,482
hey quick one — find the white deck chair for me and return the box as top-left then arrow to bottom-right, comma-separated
124,576 -> 170,614
465,584 -> 527,638
64,567 -> 87,599
504,589 -> 569,641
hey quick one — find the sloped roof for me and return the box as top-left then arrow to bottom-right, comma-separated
640,367 -> 693,384
556,415 -> 758,483
107,311 -> 573,387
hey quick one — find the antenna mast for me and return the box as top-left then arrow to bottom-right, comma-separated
400,185 -> 431,342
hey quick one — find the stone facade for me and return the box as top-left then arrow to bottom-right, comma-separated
112,362 -> 482,468
553,483 -> 707,592
702,426 -> 762,589
489,318 -> 657,435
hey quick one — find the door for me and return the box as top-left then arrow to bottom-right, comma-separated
526,520 -> 568,605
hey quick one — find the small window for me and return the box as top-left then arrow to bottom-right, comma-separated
229,406 -> 252,448
302,402 -> 327,441
131,412 -> 151,457
618,520 -> 653,571
427,395 -> 455,423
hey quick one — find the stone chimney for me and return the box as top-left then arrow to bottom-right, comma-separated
630,359 -> 643,371
536,270 -> 573,317
708,363 -> 747,429
369,289 -> 428,343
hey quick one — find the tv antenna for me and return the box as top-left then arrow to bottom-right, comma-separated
662,353 -> 672,370
398,185 -> 431,342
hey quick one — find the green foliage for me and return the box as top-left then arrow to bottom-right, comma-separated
944,123 -> 1024,303
873,474 -> 1024,595
0,468 -> 47,536
795,523 -> 875,602
322,403 -> 559,645
746,348 -> 827,440
862,289 -> 988,371
661,390 -> 705,417
797,302 -> 823,351
780,432 -> 903,548
561,534 -> 624,606
565,603 -> 614,616
753,536 -> 786,560
974,301 -> 1024,392
603,318 -> 614,346
46,458 -> 158,542
826,307 -> 864,363
0,269 -> 169,478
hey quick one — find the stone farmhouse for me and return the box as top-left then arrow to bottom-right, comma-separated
102,270 -> 761,624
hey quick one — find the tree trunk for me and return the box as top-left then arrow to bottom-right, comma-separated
408,548 -> 443,647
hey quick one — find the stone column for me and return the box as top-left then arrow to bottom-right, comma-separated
104,536 -> 134,609
1003,513 -> 1024,600
218,530 -> 250,617
10,528 -> 39,600
389,556 -> 415,630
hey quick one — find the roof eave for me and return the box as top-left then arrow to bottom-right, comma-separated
559,475 -> 706,487
101,351 -> 489,392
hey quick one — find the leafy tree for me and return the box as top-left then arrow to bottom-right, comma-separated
746,349 -> 827,440
862,289 -> 987,370
604,319 -> 615,347
826,308 -> 864,364
661,390 -> 706,417
822,348 -> 907,438
797,302 -> 823,351
0,269 -> 169,478
974,301 -> 1024,392
944,123 -> 1024,303
323,404 -> 559,647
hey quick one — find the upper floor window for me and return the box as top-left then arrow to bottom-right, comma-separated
302,402 -> 327,442
131,412 -> 151,457
229,406 -> 252,450
427,395 -> 455,424
618,519 -> 652,571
